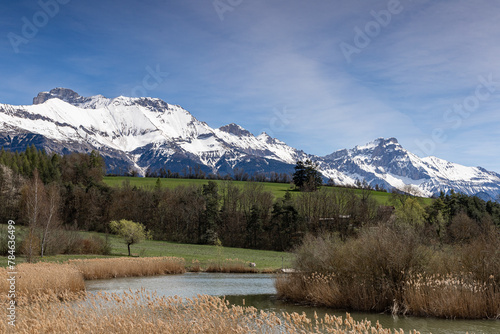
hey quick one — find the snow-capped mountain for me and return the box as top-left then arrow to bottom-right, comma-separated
0,88 -> 309,177
1,88 -> 499,200
320,137 -> 500,200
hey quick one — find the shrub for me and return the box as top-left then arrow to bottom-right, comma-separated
290,223 -> 428,312
277,221 -> 500,319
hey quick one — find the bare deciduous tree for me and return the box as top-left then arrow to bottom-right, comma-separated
40,183 -> 61,257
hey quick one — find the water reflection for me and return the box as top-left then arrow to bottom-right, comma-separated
86,272 -> 276,298
225,294 -> 500,334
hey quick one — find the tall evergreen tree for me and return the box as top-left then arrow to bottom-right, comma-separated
293,160 -> 323,191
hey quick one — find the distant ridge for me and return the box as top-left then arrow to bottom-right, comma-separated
0,88 -> 499,200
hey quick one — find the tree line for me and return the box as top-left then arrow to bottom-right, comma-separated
141,166 -> 293,183
0,148 -> 499,258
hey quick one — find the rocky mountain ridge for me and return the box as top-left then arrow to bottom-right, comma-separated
1,88 -> 499,200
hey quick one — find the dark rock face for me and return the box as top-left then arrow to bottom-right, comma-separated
219,123 -> 253,137
33,88 -> 83,105
32,88 -> 108,108
32,92 -> 52,105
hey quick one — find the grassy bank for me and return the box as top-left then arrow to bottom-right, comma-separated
74,231 -> 292,271
0,257 -> 185,300
0,227 -> 293,271
0,262 -> 85,305
68,257 -> 186,280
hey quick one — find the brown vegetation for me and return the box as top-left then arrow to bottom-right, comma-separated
205,258 -> 259,273
68,256 -> 186,280
0,290 -> 423,333
0,262 -> 85,305
276,222 -> 500,319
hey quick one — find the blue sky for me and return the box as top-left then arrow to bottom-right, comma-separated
1,0 -> 500,172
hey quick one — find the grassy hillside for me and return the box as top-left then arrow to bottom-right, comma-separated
0,228 -> 293,270
103,176 -> 433,206
104,176 -> 294,198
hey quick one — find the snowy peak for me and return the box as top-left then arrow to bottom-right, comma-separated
257,132 -> 274,144
1,89 -> 500,200
33,88 -> 82,105
354,137 -> 399,151
33,88 -> 110,109
218,123 -> 253,137
320,137 -> 500,200
324,137 -> 404,161
1,88 -> 308,177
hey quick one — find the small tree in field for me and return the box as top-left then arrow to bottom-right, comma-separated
109,220 -> 151,256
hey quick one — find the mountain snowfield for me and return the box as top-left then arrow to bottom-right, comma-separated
1,88 -> 499,200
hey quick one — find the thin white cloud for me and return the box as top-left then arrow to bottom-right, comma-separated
1,0 -> 499,171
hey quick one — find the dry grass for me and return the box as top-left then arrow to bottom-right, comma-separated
68,256 -> 186,280
206,258 -> 259,273
276,272 -> 500,320
0,262 -> 85,305
283,224 -> 500,319
0,290 -> 423,333
189,259 -> 202,272
403,273 -> 500,319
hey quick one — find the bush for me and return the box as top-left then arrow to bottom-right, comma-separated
52,230 -> 110,255
458,226 -> 500,285
289,223 -> 428,312
277,220 -> 500,319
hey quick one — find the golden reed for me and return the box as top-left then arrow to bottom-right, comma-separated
0,257 -> 186,304
276,272 -> 500,320
0,290 -> 422,333
0,262 -> 85,305
68,256 -> 186,280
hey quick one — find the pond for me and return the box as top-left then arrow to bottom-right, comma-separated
85,272 -> 500,334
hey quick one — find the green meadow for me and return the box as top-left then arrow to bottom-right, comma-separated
1,227 -> 293,270
103,176 -> 432,206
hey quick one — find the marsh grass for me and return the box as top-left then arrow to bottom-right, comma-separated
276,272 -> 500,320
0,262 -> 85,305
0,289 -> 422,333
277,224 -> 500,319
68,256 -> 186,280
206,258 -> 259,273
0,259 -> 427,333
403,273 -> 500,319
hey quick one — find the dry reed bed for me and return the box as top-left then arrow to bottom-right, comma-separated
276,272 -> 500,320
0,290 -> 422,333
68,256 -> 186,280
205,258 -> 259,273
0,262 -> 85,305
0,257 -> 186,304
403,273 -> 500,319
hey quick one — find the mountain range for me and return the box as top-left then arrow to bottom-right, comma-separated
1,88 -> 499,201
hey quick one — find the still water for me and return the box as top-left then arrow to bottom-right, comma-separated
85,272 -> 500,334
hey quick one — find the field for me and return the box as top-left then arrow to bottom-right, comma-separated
0,227 -> 294,271
104,176 -> 296,198
101,231 -> 293,270
103,176 -> 432,206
